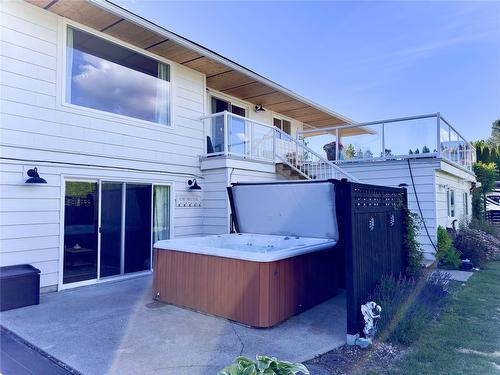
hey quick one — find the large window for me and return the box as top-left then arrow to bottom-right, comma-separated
66,26 -> 171,126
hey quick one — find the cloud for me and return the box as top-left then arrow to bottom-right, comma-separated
70,51 -> 169,123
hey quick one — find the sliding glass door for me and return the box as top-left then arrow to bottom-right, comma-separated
100,182 -> 123,278
63,181 -> 99,284
124,184 -> 152,274
63,180 -> 171,286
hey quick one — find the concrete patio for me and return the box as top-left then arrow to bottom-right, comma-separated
0,276 -> 346,375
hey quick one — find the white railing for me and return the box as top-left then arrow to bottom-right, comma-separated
200,111 -> 359,181
299,113 -> 476,172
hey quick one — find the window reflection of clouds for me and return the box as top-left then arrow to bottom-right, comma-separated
67,27 -> 170,125
71,50 -> 167,123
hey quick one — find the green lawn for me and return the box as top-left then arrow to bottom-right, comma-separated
388,262 -> 500,375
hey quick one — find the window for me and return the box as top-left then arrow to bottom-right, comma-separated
273,118 -> 292,139
447,189 -> 455,217
66,26 -> 171,125
463,191 -> 469,216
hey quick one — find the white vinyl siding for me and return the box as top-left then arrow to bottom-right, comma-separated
341,159 -> 439,259
435,167 -> 473,229
0,1 -> 207,288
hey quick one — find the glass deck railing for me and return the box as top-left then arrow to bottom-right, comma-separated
201,111 -> 275,162
300,113 -> 475,171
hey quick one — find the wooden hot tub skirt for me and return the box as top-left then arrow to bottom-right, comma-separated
153,248 -> 338,327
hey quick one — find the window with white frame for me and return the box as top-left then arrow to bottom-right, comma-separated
273,117 -> 292,139
447,189 -> 455,217
66,26 -> 171,126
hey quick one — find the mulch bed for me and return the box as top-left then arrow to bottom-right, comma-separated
304,342 -> 407,375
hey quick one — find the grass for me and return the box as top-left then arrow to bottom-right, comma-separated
386,262 -> 500,375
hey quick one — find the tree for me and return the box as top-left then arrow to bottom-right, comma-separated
422,146 -> 430,153
409,149 -> 414,154
474,140 -> 500,172
364,149 -> 373,158
356,148 -> 363,159
487,119 -> 500,146
472,162 -> 498,219
344,144 -> 356,159
414,148 -> 420,154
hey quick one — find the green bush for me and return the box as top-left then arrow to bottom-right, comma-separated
371,272 -> 450,346
405,210 -> 424,277
218,355 -> 309,375
436,226 -> 461,269
454,228 -> 500,267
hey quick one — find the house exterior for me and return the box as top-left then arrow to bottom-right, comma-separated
0,0 -> 475,292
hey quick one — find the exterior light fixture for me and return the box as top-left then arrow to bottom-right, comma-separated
25,167 -> 47,184
254,105 -> 265,113
187,179 -> 201,190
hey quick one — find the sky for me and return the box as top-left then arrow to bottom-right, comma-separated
114,0 -> 500,142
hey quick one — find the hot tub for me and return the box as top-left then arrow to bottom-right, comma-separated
155,233 -> 336,262
153,181 -> 340,327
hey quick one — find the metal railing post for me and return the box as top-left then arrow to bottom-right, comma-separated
436,113 -> 441,158
335,128 -> 339,162
382,123 -> 386,160
223,111 -> 229,156
272,126 -> 276,163
249,120 -> 253,159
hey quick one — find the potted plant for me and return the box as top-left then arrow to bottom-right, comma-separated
323,141 -> 343,161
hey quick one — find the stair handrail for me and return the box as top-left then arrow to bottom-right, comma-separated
273,127 -> 360,182
200,111 -> 360,182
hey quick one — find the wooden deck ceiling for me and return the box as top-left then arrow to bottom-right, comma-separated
25,0 -> 356,131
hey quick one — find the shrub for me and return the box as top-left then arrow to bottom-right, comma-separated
436,226 -> 461,269
466,218 -> 500,238
405,210 -> 424,277
218,355 -> 309,375
454,228 -> 500,267
371,272 -> 450,346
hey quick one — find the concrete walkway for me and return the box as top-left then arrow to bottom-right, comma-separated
0,276 -> 346,375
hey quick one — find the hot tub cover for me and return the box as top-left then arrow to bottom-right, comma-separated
228,180 -> 339,240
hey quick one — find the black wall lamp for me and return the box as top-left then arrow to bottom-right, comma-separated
25,167 -> 47,184
254,104 -> 265,113
187,179 -> 201,190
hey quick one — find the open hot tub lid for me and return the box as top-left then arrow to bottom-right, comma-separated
227,180 -> 339,240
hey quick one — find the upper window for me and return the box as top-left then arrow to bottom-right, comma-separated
66,26 -> 171,126
463,192 -> 469,216
447,189 -> 455,217
273,118 -> 291,139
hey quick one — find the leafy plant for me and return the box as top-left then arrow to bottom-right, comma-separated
472,162 -> 498,219
463,217 -> 500,238
436,226 -> 461,269
218,355 -> 310,375
371,272 -> 450,346
454,228 -> 500,267
404,210 -> 424,277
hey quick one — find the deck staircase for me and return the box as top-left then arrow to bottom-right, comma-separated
274,128 -> 359,182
